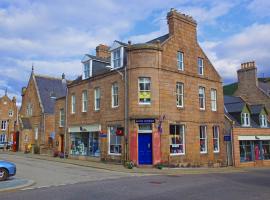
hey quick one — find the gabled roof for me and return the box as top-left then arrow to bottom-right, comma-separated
147,34 -> 170,44
250,105 -> 264,115
34,75 -> 66,114
224,96 -> 246,113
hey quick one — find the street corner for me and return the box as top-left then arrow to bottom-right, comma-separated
0,177 -> 35,193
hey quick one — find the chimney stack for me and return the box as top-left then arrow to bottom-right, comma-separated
96,44 -> 110,59
238,61 -> 258,88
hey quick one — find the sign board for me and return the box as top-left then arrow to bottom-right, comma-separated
99,132 -> 107,138
139,91 -> 151,99
135,119 -> 155,124
224,135 -> 231,142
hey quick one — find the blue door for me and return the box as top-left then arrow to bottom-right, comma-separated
138,134 -> 152,165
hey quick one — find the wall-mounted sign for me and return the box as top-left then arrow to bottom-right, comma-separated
99,132 -> 107,138
135,119 -> 155,124
224,135 -> 231,142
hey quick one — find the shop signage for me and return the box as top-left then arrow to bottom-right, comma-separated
99,132 -> 107,138
224,135 -> 231,141
135,119 -> 155,124
116,127 -> 124,136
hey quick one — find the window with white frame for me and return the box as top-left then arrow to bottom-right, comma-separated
83,62 -> 90,79
213,126 -> 219,153
199,87 -> 205,110
1,120 -> 7,130
82,90 -> 88,112
260,114 -> 268,127
138,77 -> 151,104
112,83 -> 119,107
71,95 -> 76,114
211,89 -> 217,111
200,126 -> 207,153
26,103 -> 33,116
0,134 -> 6,142
34,127 -> 38,140
177,52 -> 184,71
176,82 -> 184,107
241,113 -> 250,126
108,126 -> 122,154
94,88 -> 101,111
59,109 -> 65,127
8,110 -> 13,117
112,48 -> 121,68
170,124 -> 185,155
198,58 -> 204,75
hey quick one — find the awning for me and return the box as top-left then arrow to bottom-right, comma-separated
238,135 -> 270,140
68,124 -> 101,133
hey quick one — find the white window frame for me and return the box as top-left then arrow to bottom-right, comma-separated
138,77 -> 151,105
198,58 -> 204,75
0,134 -> 6,142
1,120 -> 7,130
177,51 -> 184,71
213,126 -> 220,153
59,109 -> 65,127
211,89 -> 217,111
111,47 -> 123,69
26,103 -> 33,116
94,88 -> 101,111
176,82 -> 184,108
71,95 -> 76,114
8,110 -> 13,117
260,114 -> 268,128
170,124 -> 185,155
241,113 -> 250,127
199,86 -> 206,110
111,83 -> 119,108
108,126 -> 122,155
83,62 -> 90,79
200,126 -> 207,154
82,90 -> 88,112
34,127 -> 38,140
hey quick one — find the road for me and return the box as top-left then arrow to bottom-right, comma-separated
1,154 -> 270,200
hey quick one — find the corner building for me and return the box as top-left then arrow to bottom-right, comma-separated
64,9 -> 226,166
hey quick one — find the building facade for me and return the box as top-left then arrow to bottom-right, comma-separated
58,9 -> 226,166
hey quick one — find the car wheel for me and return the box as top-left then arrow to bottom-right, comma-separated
0,168 -> 9,181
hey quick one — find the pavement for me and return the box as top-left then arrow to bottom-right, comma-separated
0,177 -> 34,192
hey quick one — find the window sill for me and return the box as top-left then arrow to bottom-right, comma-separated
200,152 -> 208,154
112,105 -> 119,109
108,153 -> 122,156
170,153 -> 185,156
199,108 -> 206,111
81,111 -> 87,113
176,106 -> 184,109
214,151 -> 220,154
139,103 -> 151,106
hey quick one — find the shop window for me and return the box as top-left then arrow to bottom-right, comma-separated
111,83 -> 119,108
213,126 -> 219,153
241,113 -> 250,126
198,57 -> 204,75
170,124 -> 185,155
94,88 -> 101,111
82,90 -> 88,112
211,89 -> 217,111
138,77 -> 151,104
176,82 -> 184,108
1,120 -> 7,130
200,126 -> 207,153
239,141 -> 253,162
260,114 -> 268,127
177,51 -> 184,71
108,126 -> 122,155
0,134 -> 6,142
199,87 -> 205,110
262,141 -> 270,160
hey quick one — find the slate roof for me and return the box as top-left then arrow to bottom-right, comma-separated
224,96 -> 245,113
21,118 -> 32,129
250,105 -> 264,115
147,34 -> 170,44
85,54 -> 110,63
114,40 -> 128,47
35,75 -> 67,114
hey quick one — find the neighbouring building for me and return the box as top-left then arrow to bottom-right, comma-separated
58,9 -> 226,166
223,61 -> 270,112
224,96 -> 270,167
19,68 -> 67,154
0,92 -> 18,150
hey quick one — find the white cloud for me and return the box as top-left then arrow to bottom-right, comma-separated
248,0 -> 270,17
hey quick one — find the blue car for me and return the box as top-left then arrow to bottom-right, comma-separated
0,161 -> 16,181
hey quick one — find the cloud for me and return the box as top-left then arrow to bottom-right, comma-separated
247,0 -> 270,17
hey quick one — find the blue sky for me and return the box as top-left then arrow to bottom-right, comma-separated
0,0 -> 270,104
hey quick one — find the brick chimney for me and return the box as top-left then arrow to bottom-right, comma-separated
96,44 -> 110,59
167,8 -> 197,39
237,61 -> 258,88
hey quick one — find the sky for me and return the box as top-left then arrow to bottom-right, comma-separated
0,0 -> 270,104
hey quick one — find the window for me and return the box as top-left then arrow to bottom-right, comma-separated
177,52 -> 184,71
176,82 -> 184,107
241,113 -> 250,126
262,141 -> 270,160
8,110 -> 13,117
211,89 -> 217,111
260,114 -> 268,127
34,127 -> 38,140
200,126 -> 207,153
71,95 -> 76,114
138,77 -> 151,104
240,141 -> 253,162
108,126 -> 122,155
94,88 -> 101,111
112,48 -> 121,68
59,109 -> 65,127
83,62 -> 90,79
112,83 -> 119,107
82,90 -> 88,112
213,126 -> 219,153
0,134 -> 6,143
199,87 -> 205,110
26,103 -> 33,116
170,124 -> 185,155
198,58 -> 204,75
1,120 -> 7,130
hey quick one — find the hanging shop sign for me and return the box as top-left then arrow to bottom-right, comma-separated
116,127 -> 124,136
135,119 -> 155,124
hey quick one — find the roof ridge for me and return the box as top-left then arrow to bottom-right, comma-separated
35,74 -> 63,80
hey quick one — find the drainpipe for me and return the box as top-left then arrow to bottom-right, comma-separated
64,87 -> 68,158
124,62 -> 129,162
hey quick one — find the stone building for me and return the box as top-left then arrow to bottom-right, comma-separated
57,9 -> 226,166
19,68 -> 67,153
0,92 -> 18,150
224,96 -> 270,167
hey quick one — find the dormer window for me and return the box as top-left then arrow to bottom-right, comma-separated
260,114 -> 268,127
112,48 -> 121,68
83,61 -> 92,79
241,113 -> 250,127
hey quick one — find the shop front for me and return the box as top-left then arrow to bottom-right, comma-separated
68,124 -> 101,157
